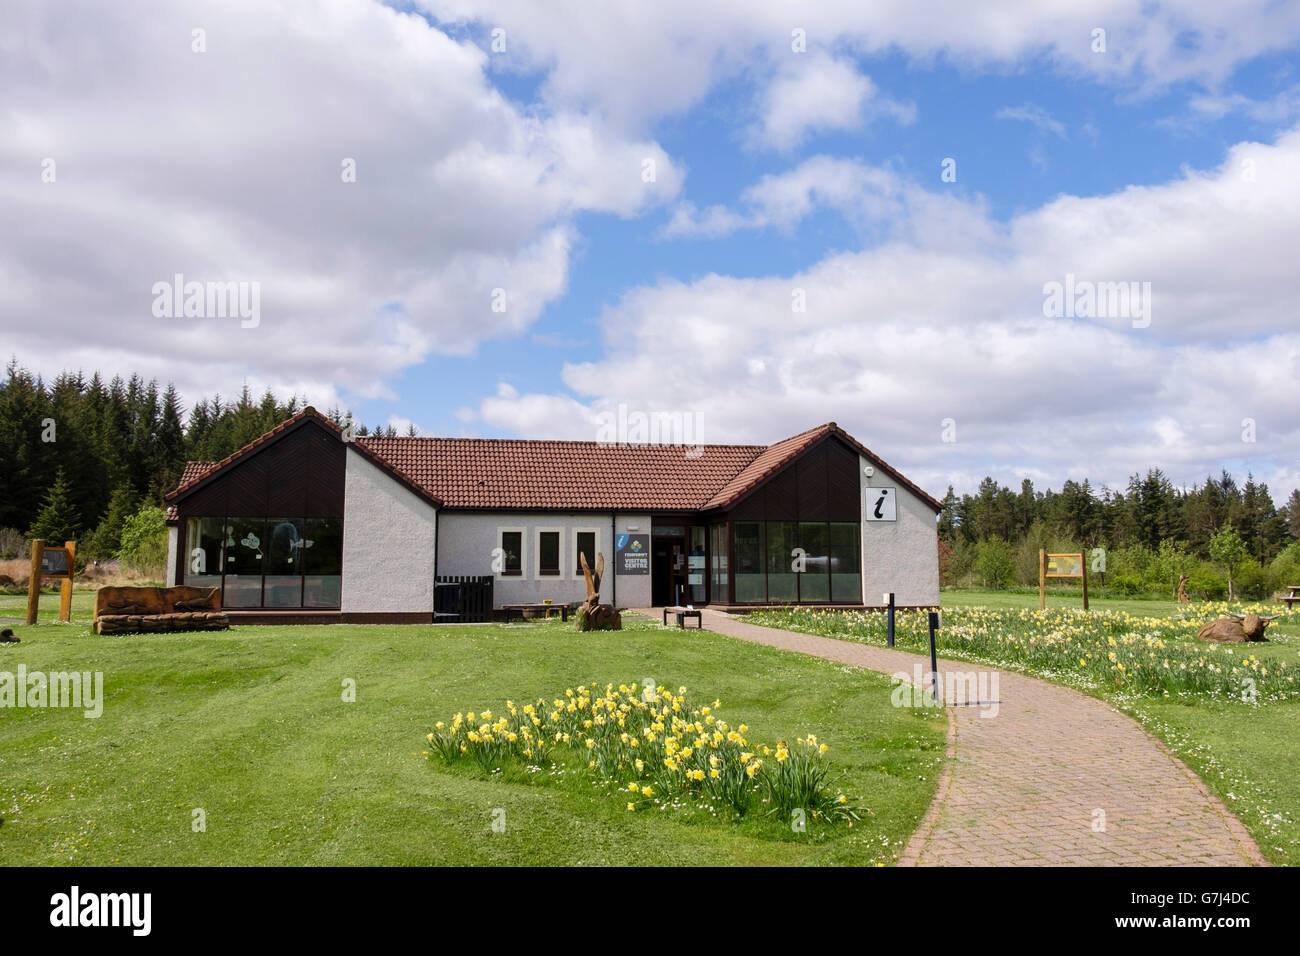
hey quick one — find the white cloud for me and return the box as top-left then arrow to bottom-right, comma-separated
753,54 -> 913,151
1188,85 -> 1300,124
662,155 -> 988,242
421,0 -> 1300,128
0,0 -> 680,405
461,128 -> 1300,498
995,104 -> 1069,139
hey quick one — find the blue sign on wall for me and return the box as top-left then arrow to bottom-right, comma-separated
615,534 -> 650,575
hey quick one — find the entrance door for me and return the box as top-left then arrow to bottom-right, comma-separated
651,536 -> 686,606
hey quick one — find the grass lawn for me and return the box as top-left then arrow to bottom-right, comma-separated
0,614 -> 944,866
754,590 -> 1300,865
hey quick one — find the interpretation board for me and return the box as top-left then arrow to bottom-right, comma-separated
26,539 -> 76,624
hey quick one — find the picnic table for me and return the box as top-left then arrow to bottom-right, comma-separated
1283,586 -> 1300,612
501,602 -> 569,624
662,605 -> 702,629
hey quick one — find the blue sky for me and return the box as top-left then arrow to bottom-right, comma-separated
4,1 -> 1299,500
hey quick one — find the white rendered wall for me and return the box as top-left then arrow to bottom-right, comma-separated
437,512 -> 653,609
341,449 -> 438,614
165,526 -> 178,587
859,454 -> 940,607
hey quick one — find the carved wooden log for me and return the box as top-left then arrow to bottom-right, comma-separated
576,552 -> 622,630
1196,614 -> 1273,644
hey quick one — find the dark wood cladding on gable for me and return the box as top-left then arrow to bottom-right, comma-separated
176,421 -> 345,520
716,435 -> 860,522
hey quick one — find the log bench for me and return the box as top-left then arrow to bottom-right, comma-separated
501,603 -> 570,624
93,586 -> 229,635
662,606 -> 702,629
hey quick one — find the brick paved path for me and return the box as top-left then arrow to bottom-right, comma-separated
644,608 -> 1265,867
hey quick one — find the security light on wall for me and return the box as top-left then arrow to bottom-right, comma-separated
863,466 -> 874,477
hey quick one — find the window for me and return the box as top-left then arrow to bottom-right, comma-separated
183,515 -> 343,609
539,531 -> 560,576
184,517 -> 224,589
303,518 -> 343,608
264,517 -> 304,607
710,524 -> 728,603
733,522 -> 765,603
798,522 -> 830,602
829,522 -> 861,603
575,531 -> 597,577
765,521 -> 798,603
500,531 -> 522,576
222,518 -> 267,608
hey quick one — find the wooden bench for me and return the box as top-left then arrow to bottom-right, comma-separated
1283,586 -> 1300,612
93,585 -> 229,635
662,606 -> 702,629
501,603 -> 570,624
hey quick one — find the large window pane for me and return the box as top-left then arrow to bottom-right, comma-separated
262,518 -> 304,608
222,519 -> 265,607
829,522 -> 861,604
688,527 -> 706,603
264,576 -> 303,607
183,517 -> 223,589
500,531 -> 522,576
711,524 -> 727,603
734,522 -> 765,603
576,532 -> 596,577
765,521 -> 798,603
539,531 -> 560,576
266,518 -> 304,574
798,522 -> 829,603
304,518 -> 343,608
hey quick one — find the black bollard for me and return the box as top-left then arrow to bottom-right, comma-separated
928,610 -> 940,703
885,592 -> 896,647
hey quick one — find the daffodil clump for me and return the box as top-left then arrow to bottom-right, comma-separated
753,604 -> 1297,702
427,683 -> 858,823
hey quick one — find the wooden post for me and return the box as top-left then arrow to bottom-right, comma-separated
59,540 -> 76,622
26,539 -> 44,625
1038,548 -> 1046,611
1080,550 -> 1089,611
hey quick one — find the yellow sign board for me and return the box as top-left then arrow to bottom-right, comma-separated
1045,553 -> 1083,578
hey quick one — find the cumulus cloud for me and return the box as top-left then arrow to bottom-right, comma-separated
662,156 -> 979,240
422,0 -> 1300,127
0,0 -> 681,405
462,129 -> 1300,498
753,54 -> 914,151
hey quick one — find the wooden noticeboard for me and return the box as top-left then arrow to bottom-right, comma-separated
26,539 -> 76,624
1039,549 -> 1088,611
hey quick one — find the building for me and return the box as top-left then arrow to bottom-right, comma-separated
163,408 -> 940,622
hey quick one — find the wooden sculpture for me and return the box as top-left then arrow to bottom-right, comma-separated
576,551 -> 621,631
1196,613 -> 1278,644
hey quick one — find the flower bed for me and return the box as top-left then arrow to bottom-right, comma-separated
751,604 -> 1297,702
427,682 -> 858,823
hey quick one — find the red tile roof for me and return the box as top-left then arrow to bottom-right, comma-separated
166,409 -> 940,515
354,436 -> 764,511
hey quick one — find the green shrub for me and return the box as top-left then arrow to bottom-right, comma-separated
1186,562 -> 1227,600
973,538 -> 1016,590
117,505 -> 168,577
1234,560 -> 1269,600
1268,544 -> 1300,595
